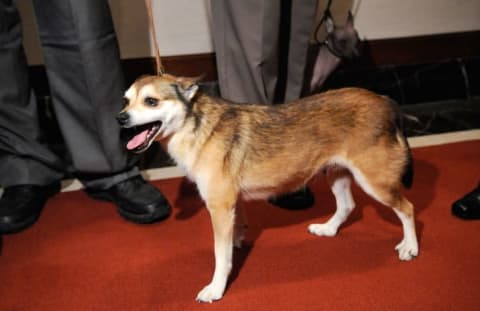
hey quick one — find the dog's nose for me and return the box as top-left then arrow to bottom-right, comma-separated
116,112 -> 130,126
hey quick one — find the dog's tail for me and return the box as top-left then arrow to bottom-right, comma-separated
401,141 -> 414,189
390,99 -> 414,189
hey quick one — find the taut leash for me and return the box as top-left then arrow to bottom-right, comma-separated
145,0 -> 165,75
313,0 -> 334,44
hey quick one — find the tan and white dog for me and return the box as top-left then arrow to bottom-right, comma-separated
117,74 -> 419,303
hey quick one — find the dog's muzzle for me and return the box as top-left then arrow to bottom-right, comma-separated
116,111 -> 162,153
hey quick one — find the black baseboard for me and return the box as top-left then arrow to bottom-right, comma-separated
319,57 -> 480,105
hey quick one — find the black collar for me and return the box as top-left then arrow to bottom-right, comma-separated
322,39 -> 343,59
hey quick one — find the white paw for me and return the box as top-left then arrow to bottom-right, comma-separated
196,283 -> 224,303
308,223 -> 338,237
395,239 -> 419,261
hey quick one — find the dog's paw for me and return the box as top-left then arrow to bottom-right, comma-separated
308,223 -> 338,237
395,239 -> 419,261
196,283 -> 224,303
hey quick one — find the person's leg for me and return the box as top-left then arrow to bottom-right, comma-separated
265,1 -> 318,210
0,0 -> 65,187
211,0 -> 281,104
284,0 -> 317,101
0,0 -> 63,234
211,0 -> 314,210
268,0 -> 317,209
31,0 -> 133,186
32,0 -> 170,223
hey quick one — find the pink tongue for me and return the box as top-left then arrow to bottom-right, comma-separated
127,130 -> 149,150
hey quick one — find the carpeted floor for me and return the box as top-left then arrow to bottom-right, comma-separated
1,140 -> 479,311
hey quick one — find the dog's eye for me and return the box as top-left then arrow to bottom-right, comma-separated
145,97 -> 158,107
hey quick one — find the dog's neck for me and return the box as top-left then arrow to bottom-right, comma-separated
309,46 -> 342,92
155,92 -> 218,143
309,13 -> 359,92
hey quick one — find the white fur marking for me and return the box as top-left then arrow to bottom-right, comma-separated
308,175 -> 355,237
328,156 -> 387,205
138,84 -> 156,100
196,207 -> 235,303
325,156 -> 418,260
124,87 -> 136,99
127,99 -> 186,136
392,209 -> 419,260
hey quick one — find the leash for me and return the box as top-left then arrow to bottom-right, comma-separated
313,0 -> 334,44
144,0 -> 165,75
322,38 -> 343,58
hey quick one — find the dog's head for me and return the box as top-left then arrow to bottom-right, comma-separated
117,74 -> 199,153
325,11 -> 359,58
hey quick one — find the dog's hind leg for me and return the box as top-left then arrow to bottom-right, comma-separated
349,163 -> 418,261
196,191 -> 237,303
308,168 -> 355,237
234,202 -> 248,248
390,196 -> 418,260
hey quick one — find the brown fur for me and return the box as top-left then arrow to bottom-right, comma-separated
168,85 -> 408,199
119,74 -> 418,302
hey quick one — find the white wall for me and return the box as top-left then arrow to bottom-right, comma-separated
150,0 -> 213,56
353,0 -> 480,39
17,0 -> 480,65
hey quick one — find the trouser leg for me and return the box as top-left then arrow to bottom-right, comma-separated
31,0 -> 138,189
284,0 -> 317,101
212,0 -> 316,104
211,0 -> 281,104
0,0 -> 65,187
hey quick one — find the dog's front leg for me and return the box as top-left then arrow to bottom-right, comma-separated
196,199 -> 236,303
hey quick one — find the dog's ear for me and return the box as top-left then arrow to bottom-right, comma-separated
175,76 -> 203,101
181,83 -> 199,101
176,75 -> 204,86
172,80 -> 199,102
326,16 -> 335,34
346,11 -> 354,28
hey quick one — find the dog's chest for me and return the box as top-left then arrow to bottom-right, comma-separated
167,130 -> 206,177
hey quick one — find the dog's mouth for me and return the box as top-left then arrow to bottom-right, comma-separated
126,122 -> 162,153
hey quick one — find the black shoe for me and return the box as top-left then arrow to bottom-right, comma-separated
85,176 -> 171,224
452,184 -> 480,220
0,182 -> 61,234
268,186 -> 315,210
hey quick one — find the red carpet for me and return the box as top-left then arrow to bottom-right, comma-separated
1,140 -> 479,310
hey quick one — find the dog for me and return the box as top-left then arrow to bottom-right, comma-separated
117,74 -> 419,303
310,11 -> 360,92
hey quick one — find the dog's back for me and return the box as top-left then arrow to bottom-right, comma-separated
169,87 -> 411,201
